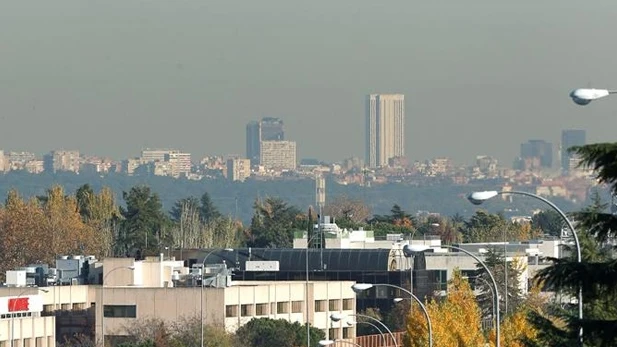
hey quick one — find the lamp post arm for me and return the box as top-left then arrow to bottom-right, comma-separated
373,283 -> 432,347
355,321 -> 387,345
442,245 -> 501,347
499,191 -> 581,262
499,190 -> 582,345
350,313 -> 397,347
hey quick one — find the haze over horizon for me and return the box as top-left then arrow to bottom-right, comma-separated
2,1 -> 617,165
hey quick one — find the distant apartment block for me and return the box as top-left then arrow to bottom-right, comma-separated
0,150 -> 5,172
25,160 -> 44,174
227,158 -> 251,182
260,140 -> 296,171
366,94 -> 405,168
141,149 -> 172,162
138,149 -> 191,178
43,150 -> 80,173
561,129 -> 586,173
7,151 -> 37,171
166,151 -> 192,177
246,117 -> 285,166
122,158 -> 142,176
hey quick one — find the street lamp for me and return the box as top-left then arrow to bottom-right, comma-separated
201,248 -> 233,347
345,320 -> 387,345
101,266 -> 135,347
319,339 -> 362,347
353,283 -> 432,347
468,189 -> 583,344
10,287 -> 48,347
404,244 -> 501,347
569,88 -> 617,106
330,312 -> 397,347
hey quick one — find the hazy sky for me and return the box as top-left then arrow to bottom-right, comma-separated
2,1 -> 617,165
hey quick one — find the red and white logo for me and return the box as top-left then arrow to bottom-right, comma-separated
8,297 -> 29,312
0,295 -> 43,315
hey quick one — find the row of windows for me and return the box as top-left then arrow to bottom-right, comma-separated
225,299 -> 354,318
0,312 -> 34,319
315,299 -> 354,312
104,305 -> 137,318
329,327 -> 353,340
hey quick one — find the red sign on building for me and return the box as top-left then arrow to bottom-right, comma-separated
8,297 -> 29,312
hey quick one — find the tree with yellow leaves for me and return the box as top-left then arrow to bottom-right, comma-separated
406,270 -> 486,347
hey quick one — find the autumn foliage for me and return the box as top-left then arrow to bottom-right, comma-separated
406,270 -> 486,347
0,185 -> 115,281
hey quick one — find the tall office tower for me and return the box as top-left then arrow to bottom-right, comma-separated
561,129 -> 586,172
520,140 -> 553,168
366,94 -> 405,168
246,117 -> 286,166
260,117 -> 285,141
246,121 -> 261,166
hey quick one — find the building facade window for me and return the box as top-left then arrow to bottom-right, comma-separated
291,301 -> 303,313
343,327 -> 351,339
277,302 -> 289,314
328,299 -> 340,311
256,303 -> 269,316
343,299 -> 354,311
103,305 -> 137,318
225,305 -> 238,318
241,304 -> 253,317
314,300 -> 326,312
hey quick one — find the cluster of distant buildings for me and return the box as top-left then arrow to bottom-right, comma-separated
0,94 -> 598,202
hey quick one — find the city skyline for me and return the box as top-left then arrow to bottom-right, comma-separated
1,1 -> 616,164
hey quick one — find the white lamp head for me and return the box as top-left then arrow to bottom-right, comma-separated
402,244 -> 431,257
467,191 -> 499,205
319,340 -> 335,346
569,88 -> 614,106
224,248 -> 234,252
39,289 -> 49,293
346,320 -> 355,327
330,313 -> 344,322
393,298 -> 404,303
351,283 -> 373,293
127,266 -> 136,270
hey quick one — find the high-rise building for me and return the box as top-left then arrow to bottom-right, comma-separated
366,94 -> 405,168
561,129 -> 586,172
246,117 -> 285,166
260,140 -> 296,170
227,158 -> 251,182
246,121 -> 261,166
520,140 -> 553,169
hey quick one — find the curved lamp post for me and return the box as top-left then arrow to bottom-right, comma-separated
468,190 -> 583,344
404,244 -> 501,347
201,248 -> 233,347
569,88 -> 617,106
319,339 -> 362,347
101,266 -> 135,347
353,283 -> 432,347
330,312 -> 397,347
345,320 -> 387,345
10,287 -> 49,347
463,275 -> 496,323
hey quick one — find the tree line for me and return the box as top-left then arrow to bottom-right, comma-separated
58,316 -> 325,347
0,181 -> 565,280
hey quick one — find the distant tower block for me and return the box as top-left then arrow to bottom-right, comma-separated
315,174 -> 326,209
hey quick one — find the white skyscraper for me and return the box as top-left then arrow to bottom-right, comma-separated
366,94 -> 405,168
